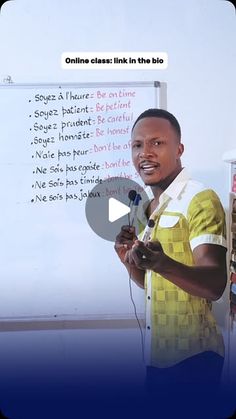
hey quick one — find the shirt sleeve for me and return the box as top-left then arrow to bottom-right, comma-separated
187,189 -> 227,251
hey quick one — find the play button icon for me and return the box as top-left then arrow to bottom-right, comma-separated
85,177 -> 150,242
108,198 -> 130,223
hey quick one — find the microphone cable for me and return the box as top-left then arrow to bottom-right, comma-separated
128,267 -> 145,364
126,190 -> 145,363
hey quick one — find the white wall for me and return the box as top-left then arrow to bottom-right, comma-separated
0,0 -> 235,305
0,0 -> 235,205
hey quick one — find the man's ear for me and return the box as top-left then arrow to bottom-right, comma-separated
177,142 -> 184,158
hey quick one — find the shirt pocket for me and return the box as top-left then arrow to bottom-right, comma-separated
158,215 -> 180,228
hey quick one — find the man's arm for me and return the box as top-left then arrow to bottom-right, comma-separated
116,247 -> 145,289
127,240 -> 227,300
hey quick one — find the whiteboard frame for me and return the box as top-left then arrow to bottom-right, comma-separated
0,80 -> 167,110
0,80 -> 167,324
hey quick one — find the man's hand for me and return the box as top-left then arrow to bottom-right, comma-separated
114,226 -> 137,264
114,227 -> 146,288
124,240 -> 165,271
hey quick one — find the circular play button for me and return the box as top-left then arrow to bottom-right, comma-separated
85,177 -> 150,242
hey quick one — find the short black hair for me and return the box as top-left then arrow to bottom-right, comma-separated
132,108 -> 181,139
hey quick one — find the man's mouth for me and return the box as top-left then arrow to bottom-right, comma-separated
139,162 -> 160,174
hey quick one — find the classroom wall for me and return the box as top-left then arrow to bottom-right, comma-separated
0,0 -> 235,207
0,0 -> 235,313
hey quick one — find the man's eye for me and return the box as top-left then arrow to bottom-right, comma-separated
132,143 -> 141,148
153,140 -> 162,146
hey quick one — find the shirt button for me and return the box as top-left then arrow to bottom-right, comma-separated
147,326 -> 151,330
147,296 -> 151,300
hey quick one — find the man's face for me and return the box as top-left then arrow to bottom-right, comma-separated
131,117 -> 184,186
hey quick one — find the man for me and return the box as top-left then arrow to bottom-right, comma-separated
115,109 -> 227,414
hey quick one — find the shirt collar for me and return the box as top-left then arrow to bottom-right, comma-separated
159,167 -> 191,205
137,168 -> 191,224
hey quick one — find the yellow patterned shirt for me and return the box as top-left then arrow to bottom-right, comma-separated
140,168 -> 227,368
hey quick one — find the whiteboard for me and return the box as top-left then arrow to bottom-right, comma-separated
0,81 -> 166,319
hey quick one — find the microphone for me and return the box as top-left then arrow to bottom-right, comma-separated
128,190 -> 137,202
129,193 -> 142,227
142,218 -> 155,244
127,190 -> 137,226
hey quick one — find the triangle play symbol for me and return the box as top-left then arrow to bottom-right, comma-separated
108,197 -> 130,223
